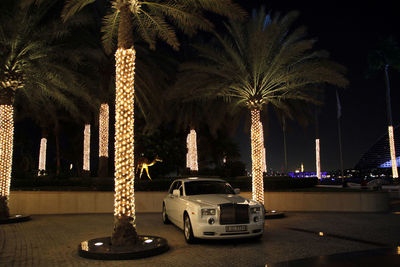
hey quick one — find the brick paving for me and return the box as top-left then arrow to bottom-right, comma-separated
1,212 -> 400,267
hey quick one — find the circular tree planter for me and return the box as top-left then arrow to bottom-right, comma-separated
265,210 -> 285,219
78,235 -> 169,260
0,214 -> 31,224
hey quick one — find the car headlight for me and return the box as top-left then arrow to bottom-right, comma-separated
250,207 -> 261,214
201,208 -> 216,216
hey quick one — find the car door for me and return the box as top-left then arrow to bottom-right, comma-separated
166,181 -> 182,224
174,183 -> 186,228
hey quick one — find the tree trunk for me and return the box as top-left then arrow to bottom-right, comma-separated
98,103 -> 109,177
82,124 -> 91,177
315,109 -> 321,180
186,127 -> 198,175
38,128 -> 48,176
0,89 -> 14,218
54,122 -> 61,176
112,3 -> 138,247
250,109 -> 264,205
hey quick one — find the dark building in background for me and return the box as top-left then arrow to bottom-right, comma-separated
355,125 -> 400,170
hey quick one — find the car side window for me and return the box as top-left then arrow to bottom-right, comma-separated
169,181 -> 182,194
179,184 -> 183,196
168,182 -> 177,194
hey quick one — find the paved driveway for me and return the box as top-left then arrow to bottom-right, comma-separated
1,212 -> 400,266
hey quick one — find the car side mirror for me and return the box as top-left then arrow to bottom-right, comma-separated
173,189 -> 180,197
234,188 -> 240,194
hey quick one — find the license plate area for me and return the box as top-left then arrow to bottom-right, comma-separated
225,225 -> 247,232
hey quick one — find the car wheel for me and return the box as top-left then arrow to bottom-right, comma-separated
184,214 -> 196,244
162,203 -> 170,224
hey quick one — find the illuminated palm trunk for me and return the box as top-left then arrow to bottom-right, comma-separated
38,136 -> 47,176
111,3 -> 138,247
186,128 -> 198,172
384,64 -> 398,178
98,103 -> 109,177
0,104 -> 14,218
83,124 -> 91,174
250,109 -> 264,204
388,126 -> 398,178
315,139 -> 321,179
259,121 -> 266,173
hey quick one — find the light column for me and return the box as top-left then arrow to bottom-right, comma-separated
186,129 -> 198,172
259,121 -> 267,173
388,126 -> 398,178
99,103 -> 109,158
316,139 -> 321,179
250,109 -> 264,204
38,138 -> 47,175
0,105 -> 14,197
83,124 -> 91,172
114,47 -> 136,221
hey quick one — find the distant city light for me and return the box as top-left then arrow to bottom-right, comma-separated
288,172 -> 327,178
378,156 -> 400,169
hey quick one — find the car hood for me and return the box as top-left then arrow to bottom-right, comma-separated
185,194 -> 257,207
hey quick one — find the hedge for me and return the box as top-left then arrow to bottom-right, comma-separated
11,175 -> 318,192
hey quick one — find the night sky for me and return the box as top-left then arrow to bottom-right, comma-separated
234,0 -> 400,172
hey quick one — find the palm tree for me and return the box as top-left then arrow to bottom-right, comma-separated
0,0 -> 97,218
177,9 -> 348,204
368,36 -> 400,179
62,0 -> 245,247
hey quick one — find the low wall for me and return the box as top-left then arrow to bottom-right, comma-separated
8,190 -> 389,215
241,192 -> 389,212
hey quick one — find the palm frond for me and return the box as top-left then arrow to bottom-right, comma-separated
61,0 -> 96,22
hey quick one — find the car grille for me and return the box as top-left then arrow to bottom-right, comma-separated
219,203 -> 249,225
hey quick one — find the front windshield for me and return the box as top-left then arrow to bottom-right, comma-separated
184,181 -> 235,196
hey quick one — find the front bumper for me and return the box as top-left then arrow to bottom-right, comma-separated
191,217 -> 265,239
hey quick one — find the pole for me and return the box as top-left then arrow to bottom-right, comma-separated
336,90 -> 344,183
384,64 -> 398,178
315,109 -> 321,180
282,117 -> 288,173
337,116 -> 344,180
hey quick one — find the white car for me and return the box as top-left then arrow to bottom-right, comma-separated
162,177 -> 265,243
